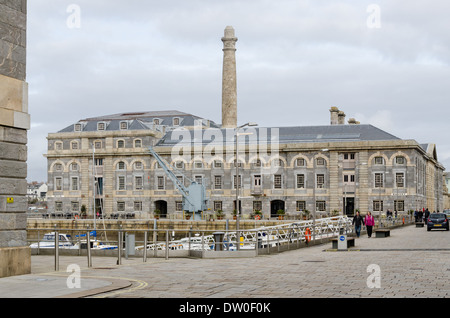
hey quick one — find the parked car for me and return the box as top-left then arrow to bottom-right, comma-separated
427,213 -> 449,231
444,210 -> 450,218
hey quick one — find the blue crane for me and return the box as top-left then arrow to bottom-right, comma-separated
148,147 -> 208,218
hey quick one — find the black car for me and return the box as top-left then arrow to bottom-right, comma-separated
427,213 -> 449,231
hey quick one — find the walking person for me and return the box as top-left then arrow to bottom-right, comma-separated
352,211 -> 365,238
364,211 -> 375,238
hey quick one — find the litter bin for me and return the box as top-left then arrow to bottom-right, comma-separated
212,232 -> 225,251
125,233 -> 135,256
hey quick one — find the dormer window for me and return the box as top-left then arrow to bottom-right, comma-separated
120,121 -> 128,130
97,122 -> 106,131
173,117 -> 180,126
153,119 -> 160,125
74,123 -> 82,132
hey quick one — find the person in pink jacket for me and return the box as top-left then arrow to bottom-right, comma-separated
364,211 -> 375,238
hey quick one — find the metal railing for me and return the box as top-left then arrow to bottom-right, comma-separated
28,216 -> 361,269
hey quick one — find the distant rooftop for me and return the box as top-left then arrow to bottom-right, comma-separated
57,110 -> 220,133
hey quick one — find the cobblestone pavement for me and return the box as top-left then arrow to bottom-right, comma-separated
1,224 -> 450,301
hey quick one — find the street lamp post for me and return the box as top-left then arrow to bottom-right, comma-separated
312,148 -> 328,243
235,122 -> 257,251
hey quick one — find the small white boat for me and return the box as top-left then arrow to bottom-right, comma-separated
30,232 -> 78,249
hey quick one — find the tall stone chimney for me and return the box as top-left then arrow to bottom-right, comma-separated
338,111 -> 346,125
329,107 -> 339,125
221,26 -> 238,128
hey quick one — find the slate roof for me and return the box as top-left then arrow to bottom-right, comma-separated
156,124 -> 401,147
57,110 -> 220,133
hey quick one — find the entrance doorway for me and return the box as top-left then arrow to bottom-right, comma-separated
344,197 -> 354,216
154,200 -> 167,218
270,200 -> 285,218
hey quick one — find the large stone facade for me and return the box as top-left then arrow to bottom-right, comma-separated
45,110 -> 446,220
0,0 -> 31,277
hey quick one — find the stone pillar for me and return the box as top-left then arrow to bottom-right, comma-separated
0,0 -> 31,277
221,26 -> 238,129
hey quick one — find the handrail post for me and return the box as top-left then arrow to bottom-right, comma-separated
117,225 -> 122,265
143,230 -> 148,262
54,225 -> 59,271
87,226 -> 92,267
165,230 -> 169,260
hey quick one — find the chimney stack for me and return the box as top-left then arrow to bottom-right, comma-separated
221,26 -> 238,128
329,106 -> 339,125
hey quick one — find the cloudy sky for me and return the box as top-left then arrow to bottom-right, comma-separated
26,0 -> 450,182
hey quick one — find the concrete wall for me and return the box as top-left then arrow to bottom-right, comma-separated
0,0 -> 30,277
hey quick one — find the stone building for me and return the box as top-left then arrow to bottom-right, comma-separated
0,0 -> 31,277
44,26 -> 446,220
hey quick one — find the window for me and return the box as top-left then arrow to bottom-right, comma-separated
343,153 -> 355,160
134,161 -> 143,170
97,122 -> 105,131
117,161 -> 125,170
71,201 -> 79,212
274,175 -> 282,189
295,158 -> 305,167
214,175 -> 222,189
153,119 -> 160,125
120,121 -> 128,130
135,176 -> 143,190
173,118 -> 180,126
55,201 -> 63,212
134,139 -> 142,148
55,177 -> 63,191
233,160 -> 242,168
175,161 -> 184,169
316,201 -> 326,212
394,200 -> 405,212
194,161 -> 203,169
175,201 -> 183,211
374,156 -> 384,165
176,176 -> 183,187
117,140 -> 125,148
296,201 -> 306,211
71,177 -> 79,191
194,175 -> 203,185
213,160 -> 222,168
233,175 -> 242,189
55,142 -> 63,150
74,124 -> 82,132
253,201 -> 262,211
375,173 -> 384,188
395,156 -> 405,165
373,200 -> 383,212
71,141 -> 78,150
214,201 -> 223,211
316,174 -> 325,188
343,174 -> 355,184
117,201 -> 125,212
316,158 -> 325,166
157,176 -> 165,190
54,163 -> 63,171
296,174 -> 305,188
95,158 -> 103,166
70,163 -> 78,171
396,173 -> 404,188
94,141 -> 102,149
118,176 -> 126,190
254,159 -> 262,167
134,201 -> 143,211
